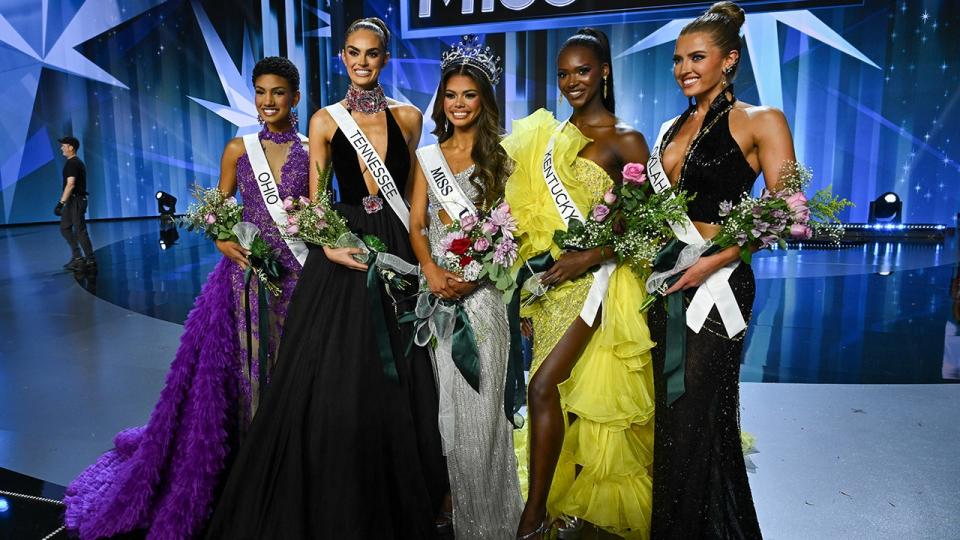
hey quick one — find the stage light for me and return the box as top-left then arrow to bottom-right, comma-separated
0,496 -> 8,512
156,191 -> 177,222
868,192 -> 902,224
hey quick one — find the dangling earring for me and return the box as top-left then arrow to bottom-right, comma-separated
602,75 -> 608,100
289,110 -> 299,128
723,65 -> 735,88
257,113 -> 265,127
446,118 -> 451,132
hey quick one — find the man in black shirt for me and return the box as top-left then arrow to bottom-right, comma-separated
56,136 -> 95,270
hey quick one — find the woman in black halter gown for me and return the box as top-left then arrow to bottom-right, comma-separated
648,3 -> 797,539
204,18 -> 447,539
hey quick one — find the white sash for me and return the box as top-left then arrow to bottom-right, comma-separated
543,121 -> 614,328
241,133 -> 308,267
416,144 -> 477,220
326,103 -> 410,231
648,119 -> 747,338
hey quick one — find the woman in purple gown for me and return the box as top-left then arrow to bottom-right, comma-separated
63,57 -> 310,540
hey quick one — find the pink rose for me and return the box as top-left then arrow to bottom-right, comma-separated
205,213 -> 216,224
497,201 -> 511,214
473,237 -> 490,252
790,223 -> 812,239
603,189 -> 617,205
460,214 -> 479,232
785,192 -> 808,213
287,214 -> 298,225
312,206 -> 326,218
622,162 -> 646,185
592,204 -> 610,222
286,224 -> 300,235
298,195 -> 311,206
282,197 -> 295,211
481,220 -> 498,235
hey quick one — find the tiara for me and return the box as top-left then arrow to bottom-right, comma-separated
440,35 -> 503,86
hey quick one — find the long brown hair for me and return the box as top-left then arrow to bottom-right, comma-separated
430,64 -> 508,211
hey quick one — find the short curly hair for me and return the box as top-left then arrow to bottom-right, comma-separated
252,56 -> 300,91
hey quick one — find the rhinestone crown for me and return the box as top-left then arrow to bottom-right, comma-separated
441,35 -> 503,86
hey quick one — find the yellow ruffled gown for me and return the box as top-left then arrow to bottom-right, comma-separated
502,109 -> 655,540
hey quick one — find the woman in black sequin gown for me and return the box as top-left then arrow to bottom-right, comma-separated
204,19 -> 447,539
648,3 -> 797,539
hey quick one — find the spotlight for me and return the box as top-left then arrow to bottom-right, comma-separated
868,192 -> 902,224
0,496 -> 8,513
156,191 -> 177,222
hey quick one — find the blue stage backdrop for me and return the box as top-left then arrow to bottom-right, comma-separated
0,0 -> 957,225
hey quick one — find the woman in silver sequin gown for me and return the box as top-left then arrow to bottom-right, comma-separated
409,42 -> 523,540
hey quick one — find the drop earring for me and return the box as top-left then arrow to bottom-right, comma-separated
446,118 -> 451,132
289,110 -> 299,128
257,114 -> 264,127
602,75 -> 608,100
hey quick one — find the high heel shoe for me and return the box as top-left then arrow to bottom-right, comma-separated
516,517 -> 551,540
435,510 -> 454,540
555,515 -> 585,539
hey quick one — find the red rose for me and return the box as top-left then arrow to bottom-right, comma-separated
450,237 -> 472,255
459,255 -> 474,267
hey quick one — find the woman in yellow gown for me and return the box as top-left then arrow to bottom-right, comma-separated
503,29 -> 655,540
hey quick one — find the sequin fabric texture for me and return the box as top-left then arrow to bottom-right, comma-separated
426,164 -> 524,539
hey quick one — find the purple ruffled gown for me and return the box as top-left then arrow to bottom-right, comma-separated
63,127 -> 309,540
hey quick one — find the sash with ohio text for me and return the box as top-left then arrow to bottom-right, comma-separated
241,133 -> 308,267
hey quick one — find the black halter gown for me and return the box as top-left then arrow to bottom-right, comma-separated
204,107 -> 448,539
649,89 -> 763,540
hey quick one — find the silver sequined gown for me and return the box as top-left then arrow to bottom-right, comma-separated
426,165 -> 524,539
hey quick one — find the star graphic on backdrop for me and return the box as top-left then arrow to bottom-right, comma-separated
617,10 -> 879,110
0,0 -> 167,220
186,0 -> 258,134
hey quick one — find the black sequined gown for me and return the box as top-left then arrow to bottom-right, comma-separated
649,89 -> 763,540
204,107 -> 448,539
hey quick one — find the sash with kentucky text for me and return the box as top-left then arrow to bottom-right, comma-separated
241,133 -> 309,267
542,120 -> 614,328
326,103 -> 410,231
416,144 -> 477,221
647,119 -> 746,337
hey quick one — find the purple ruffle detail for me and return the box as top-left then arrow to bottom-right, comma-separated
64,258 -> 240,540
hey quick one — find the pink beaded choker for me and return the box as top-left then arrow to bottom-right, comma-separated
345,84 -> 387,114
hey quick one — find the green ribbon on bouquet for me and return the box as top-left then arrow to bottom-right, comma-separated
365,256 -> 400,383
504,251 -> 556,427
650,239 -> 722,406
243,266 -> 271,401
399,293 -> 481,392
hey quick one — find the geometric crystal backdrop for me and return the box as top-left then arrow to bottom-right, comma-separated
0,0 -> 957,225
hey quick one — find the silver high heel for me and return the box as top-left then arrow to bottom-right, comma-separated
556,515 -> 585,539
517,517 -> 551,540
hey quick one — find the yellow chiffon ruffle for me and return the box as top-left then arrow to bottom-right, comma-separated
503,110 -> 655,540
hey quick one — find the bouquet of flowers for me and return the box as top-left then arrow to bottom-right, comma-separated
710,161 -> 853,264
179,185 -> 244,242
436,201 -> 520,302
179,185 -> 282,295
282,164 -> 413,291
553,162 -> 692,275
641,161 -> 852,312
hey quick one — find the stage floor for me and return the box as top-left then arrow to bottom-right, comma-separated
1,220 -> 958,539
